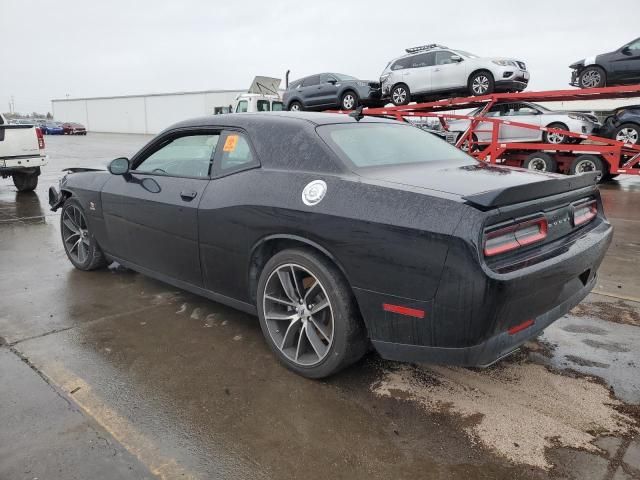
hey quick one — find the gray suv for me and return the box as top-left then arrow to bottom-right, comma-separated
283,73 -> 381,111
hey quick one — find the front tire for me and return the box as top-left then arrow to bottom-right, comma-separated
257,248 -> 368,379
614,123 -> 640,145
579,66 -> 606,89
60,199 -> 107,271
340,91 -> 358,110
468,71 -> 495,96
12,171 -> 39,192
391,84 -> 410,105
523,152 -> 557,172
543,123 -> 570,144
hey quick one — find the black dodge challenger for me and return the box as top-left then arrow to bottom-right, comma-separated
49,112 -> 612,378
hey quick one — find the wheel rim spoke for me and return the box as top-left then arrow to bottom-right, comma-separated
305,323 -> 327,359
263,263 -> 334,366
277,269 -> 299,303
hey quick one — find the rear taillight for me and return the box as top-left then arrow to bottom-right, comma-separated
484,216 -> 548,257
573,199 -> 597,227
36,127 -> 45,150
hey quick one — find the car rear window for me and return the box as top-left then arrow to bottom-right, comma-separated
317,123 -> 471,168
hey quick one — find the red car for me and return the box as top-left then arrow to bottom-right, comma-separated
62,122 -> 87,135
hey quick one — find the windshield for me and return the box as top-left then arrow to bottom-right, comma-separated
318,123 -> 472,169
333,73 -> 358,81
454,50 -> 478,58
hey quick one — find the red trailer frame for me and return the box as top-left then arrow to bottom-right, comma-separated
353,84 -> 640,178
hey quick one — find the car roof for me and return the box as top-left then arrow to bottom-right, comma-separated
173,111 -> 398,129
165,112 -> 402,174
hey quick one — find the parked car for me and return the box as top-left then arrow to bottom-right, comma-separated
62,122 -> 87,135
283,73 -> 381,111
570,37 -> 640,88
380,44 -> 529,105
448,102 -> 601,148
49,112 -> 611,378
598,105 -> 640,145
41,122 -> 64,135
0,113 -> 47,191
233,93 -> 283,113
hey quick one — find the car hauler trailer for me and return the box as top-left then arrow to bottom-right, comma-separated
349,84 -> 640,181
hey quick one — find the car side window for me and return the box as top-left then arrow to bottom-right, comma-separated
303,75 -> 320,87
391,59 -> 407,71
627,39 -> 640,51
409,52 -> 436,68
217,132 -> 259,175
436,51 -> 458,65
236,100 -> 248,113
257,100 -> 270,112
320,73 -> 337,84
135,134 -> 220,178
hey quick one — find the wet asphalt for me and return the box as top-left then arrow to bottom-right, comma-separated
1,133 -> 639,480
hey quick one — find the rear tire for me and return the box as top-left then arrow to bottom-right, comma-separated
288,101 -> 303,112
570,154 -> 605,182
543,123 -> 570,144
468,71 -> 495,96
60,198 -> 107,271
257,248 -> 368,379
391,84 -> 410,105
523,152 -> 557,173
12,171 -> 39,192
578,66 -> 606,89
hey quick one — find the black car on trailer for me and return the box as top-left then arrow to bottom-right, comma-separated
49,112 -> 612,378
570,37 -> 640,88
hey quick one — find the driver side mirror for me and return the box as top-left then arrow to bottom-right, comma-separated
451,55 -> 463,62
108,157 -> 130,175
621,46 -> 632,55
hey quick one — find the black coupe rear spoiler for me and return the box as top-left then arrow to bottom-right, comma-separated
462,172 -> 599,208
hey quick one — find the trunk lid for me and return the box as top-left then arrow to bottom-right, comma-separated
356,161 -> 598,207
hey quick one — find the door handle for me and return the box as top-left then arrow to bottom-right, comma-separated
180,190 -> 198,201
434,68 -> 441,72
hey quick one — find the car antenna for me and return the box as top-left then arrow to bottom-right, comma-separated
349,105 -> 365,121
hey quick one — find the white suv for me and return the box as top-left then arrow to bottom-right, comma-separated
380,44 -> 530,105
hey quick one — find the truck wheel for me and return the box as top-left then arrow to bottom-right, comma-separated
579,66 -> 606,89
12,171 -> 39,192
570,154 -> 605,182
543,123 -> 570,144
257,248 -> 368,379
523,152 -> 557,173
468,71 -> 495,96
288,101 -> 303,112
60,198 -> 107,271
391,84 -> 410,105
614,123 -> 640,145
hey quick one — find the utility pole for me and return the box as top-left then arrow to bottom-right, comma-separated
9,95 -> 15,114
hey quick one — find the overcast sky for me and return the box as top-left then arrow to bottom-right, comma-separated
1,0 -> 638,114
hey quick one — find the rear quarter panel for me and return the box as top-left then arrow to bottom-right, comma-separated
197,169 -> 471,304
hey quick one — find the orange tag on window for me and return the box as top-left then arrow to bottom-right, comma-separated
223,134 -> 238,152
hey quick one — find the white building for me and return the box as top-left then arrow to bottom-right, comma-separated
51,89 -> 246,134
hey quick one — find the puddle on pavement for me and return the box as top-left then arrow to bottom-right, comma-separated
372,360 -> 635,470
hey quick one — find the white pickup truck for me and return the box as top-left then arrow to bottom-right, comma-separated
0,113 -> 47,191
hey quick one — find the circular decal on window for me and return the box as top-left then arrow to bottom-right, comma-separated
302,180 -> 327,206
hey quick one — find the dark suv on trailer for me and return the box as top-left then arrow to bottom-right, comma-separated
599,105 -> 640,145
283,73 -> 381,111
570,37 -> 640,89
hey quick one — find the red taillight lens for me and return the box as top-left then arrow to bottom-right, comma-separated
573,200 -> 597,227
484,217 -> 548,257
36,127 -> 45,150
